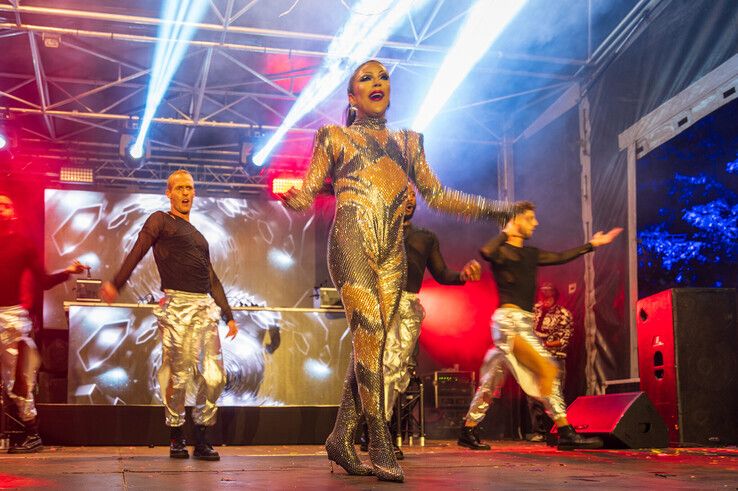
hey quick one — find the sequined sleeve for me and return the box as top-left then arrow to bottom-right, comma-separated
283,126 -> 334,211
408,131 -> 514,223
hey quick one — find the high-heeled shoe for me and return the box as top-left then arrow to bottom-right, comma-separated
325,433 -> 373,476
368,444 -> 404,482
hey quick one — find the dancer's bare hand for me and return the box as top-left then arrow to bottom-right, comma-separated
460,259 -> 482,282
65,260 -> 89,275
590,227 -> 624,247
226,320 -> 238,340
100,281 -> 118,304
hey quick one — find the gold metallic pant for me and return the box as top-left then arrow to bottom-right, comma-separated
383,292 -> 424,421
327,201 -> 406,467
0,305 -> 41,422
465,307 -> 567,424
154,290 -> 225,427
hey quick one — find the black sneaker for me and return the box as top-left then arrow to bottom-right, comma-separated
457,426 -> 490,450
8,434 -> 43,454
170,438 -> 189,459
557,425 -> 604,451
193,443 -> 220,461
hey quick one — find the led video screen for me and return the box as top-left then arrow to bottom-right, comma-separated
67,305 -> 350,406
45,189 -> 350,406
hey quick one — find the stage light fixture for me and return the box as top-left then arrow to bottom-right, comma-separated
119,130 -> 150,167
0,113 -> 18,152
42,33 -> 61,49
253,0 -> 431,167
133,0 -> 209,163
412,0 -> 527,132
271,177 -> 304,195
60,166 -> 94,184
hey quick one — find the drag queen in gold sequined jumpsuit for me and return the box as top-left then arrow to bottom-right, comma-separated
283,60 -> 514,482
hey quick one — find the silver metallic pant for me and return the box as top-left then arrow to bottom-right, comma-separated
154,290 -> 225,427
0,305 -> 41,422
465,307 -> 566,424
383,292 -> 424,421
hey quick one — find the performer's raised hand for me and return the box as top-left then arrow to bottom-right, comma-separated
100,281 -> 118,304
226,319 -> 238,340
65,259 -> 89,275
589,227 -> 624,247
460,259 -> 482,282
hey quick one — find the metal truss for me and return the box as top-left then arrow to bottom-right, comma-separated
0,0 -> 652,191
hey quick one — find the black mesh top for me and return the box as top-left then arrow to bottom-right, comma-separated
404,223 -> 464,294
0,231 -> 69,307
480,232 -> 593,312
111,211 -> 233,322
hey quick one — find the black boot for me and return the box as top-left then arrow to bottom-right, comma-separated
557,425 -> 603,451
457,425 -> 490,450
8,418 -> 43,454
169,426 -> 188,459
193,424 -> 220,461
388,423 -> 404,461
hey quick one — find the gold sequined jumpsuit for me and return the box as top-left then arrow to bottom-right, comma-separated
285,117 -> 513,478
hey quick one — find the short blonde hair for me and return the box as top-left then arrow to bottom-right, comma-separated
166,170 -> 194,190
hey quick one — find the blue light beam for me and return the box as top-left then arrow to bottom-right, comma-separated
131,0 -> 209,158
412,0 -> 528,132
253,0 -> 430,166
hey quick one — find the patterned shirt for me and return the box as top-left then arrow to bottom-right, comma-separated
533,303 -> 573,360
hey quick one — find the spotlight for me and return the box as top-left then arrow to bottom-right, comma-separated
0,112 -> 18,153
253,0 -> 430,165
119,131 -> 150,167
412,0 -> 527,131
134,0 -> 210,160
128,143 -> 144,160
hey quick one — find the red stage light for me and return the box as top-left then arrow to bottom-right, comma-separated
418,274 -> 499,372
271,177 -> 303,195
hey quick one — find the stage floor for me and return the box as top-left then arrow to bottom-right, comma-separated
1,441 -> 736,489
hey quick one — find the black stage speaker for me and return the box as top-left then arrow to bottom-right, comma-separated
551,392 -> 668,448
637,288 -> 738,445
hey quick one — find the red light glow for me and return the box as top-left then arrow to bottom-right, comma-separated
418,273 -> 499,372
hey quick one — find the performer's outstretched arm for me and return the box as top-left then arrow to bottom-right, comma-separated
26,242 -> 71,290
426,233 -> 464,285
479,232 -> 510,262
209,265 -> 237,339
408,131 -> 514,223
538,227 -> 623,266
102,213 -> 162,302
537,244 -> 594,266
282,126 -> 334,211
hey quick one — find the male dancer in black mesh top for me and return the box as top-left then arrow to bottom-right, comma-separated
102,170 -> 237,461
0,194 -> 87,453
458,201 -> 621,451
